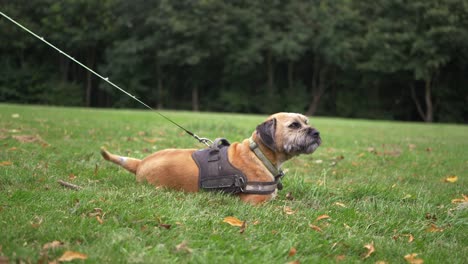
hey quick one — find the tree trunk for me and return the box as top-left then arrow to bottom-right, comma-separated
424,78 -> 433,122
306,56 -> 328,116
410,77 -> 434,122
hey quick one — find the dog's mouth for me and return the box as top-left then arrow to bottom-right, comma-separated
304,136 -> 321,154
284,134 -> 321,155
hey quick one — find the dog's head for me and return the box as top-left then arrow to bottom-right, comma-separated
256,112 -> 321,157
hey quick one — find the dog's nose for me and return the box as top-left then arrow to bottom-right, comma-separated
308,128 -> 320,139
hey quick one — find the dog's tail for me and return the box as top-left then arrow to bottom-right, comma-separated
100,148 -> 141,174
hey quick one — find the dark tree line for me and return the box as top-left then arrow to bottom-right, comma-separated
1,0 -> 467,123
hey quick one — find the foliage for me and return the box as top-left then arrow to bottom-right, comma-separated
0,104 -> 467,262
0,0 -> 467,122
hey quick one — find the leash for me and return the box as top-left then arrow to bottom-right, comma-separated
0,11 -> 213,147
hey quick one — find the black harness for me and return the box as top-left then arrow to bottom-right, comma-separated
192,138 -> 283,195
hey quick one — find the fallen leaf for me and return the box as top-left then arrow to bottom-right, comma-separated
335,255 -> 346,261
287,260 -> 300,264
451,194 -> 468,204
11,113 -> 20,118
314,160 -> 323,164
283,206 -> 296,215
443,175 -> 458,183
404,253 -> 424,264
223,216 -> 244,227
57,251 -> 88,261
309,224 -> 323,232
239,221 -> 247,234
42,240 -> 64,250
288,247 -> 297,257
96,215 -> 104,224
425,213 -> 437,221
0,161 -> 12,166
175,241 -> 193,253
12,135 -> 44,143
286,192 -> 294,201
69,173 -> 77,181
362,241 -> 375,259
334,202 -> 346,208
426,223 -> 444,233
88,208 -> 103,217
315,214 -> 330,221
159,224 -> 172,230
403,234 -> 415,243
143,138 -> 158,143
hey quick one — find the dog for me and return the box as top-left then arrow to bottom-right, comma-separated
100,112 -> 321,204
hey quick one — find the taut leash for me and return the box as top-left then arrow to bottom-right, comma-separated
0,11 -> 212,146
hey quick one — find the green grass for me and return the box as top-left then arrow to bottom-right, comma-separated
0,104 -> 466,263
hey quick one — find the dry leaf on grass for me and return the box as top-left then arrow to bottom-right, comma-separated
426,223 -> 444,233
288,247 -> 297,257
362,242 -> 375,259
443,175 -> 458,183
451,194 -> 468,204
0,161 -> 12,166
223,216 -> 244,227
315,214 -> 330,221
12,134 -> 47,144
309,224 -> 323,232
57,251 -> 88,262
42,240 -> 64,250
175,241 -> 193,253
404,253 -> 424,264
283,206 -> 296,215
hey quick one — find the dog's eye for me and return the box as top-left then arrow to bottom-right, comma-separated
288,122 -> 301,129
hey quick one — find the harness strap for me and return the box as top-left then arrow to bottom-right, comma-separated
249,137 -> 285,190
193,138 -> 283,195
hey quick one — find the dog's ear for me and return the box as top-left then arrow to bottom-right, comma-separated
256,118 -> 276,150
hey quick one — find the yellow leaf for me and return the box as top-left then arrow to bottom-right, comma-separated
451,194 -> 468,204
334,202 -> 346,208
309,224 -> 323,232
444,175 -> 458,183
0,161 -> 12,166
404,253 -> 424,264
402,234 -> 414,243
426,223 -> 443,233
42,240 -> 64,250
283,206 -> 296,215
223,216 -> 244,227
315,214 -> 330,221
362,241 -> 375,259
143,138 -> 158,143
57,251 -> 88,262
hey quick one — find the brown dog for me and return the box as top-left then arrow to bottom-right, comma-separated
100,112 -> 321,204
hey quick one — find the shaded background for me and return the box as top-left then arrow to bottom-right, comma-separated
1,0 -> 467,123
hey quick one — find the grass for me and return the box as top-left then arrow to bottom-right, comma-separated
0,103 -> 466,263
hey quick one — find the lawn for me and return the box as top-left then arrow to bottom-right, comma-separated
0,104 -> 466,263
